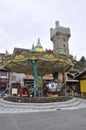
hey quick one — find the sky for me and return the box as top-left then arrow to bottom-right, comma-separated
0,0 -> 86,60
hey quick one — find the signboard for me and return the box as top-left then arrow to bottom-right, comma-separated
12,88 -> 18,94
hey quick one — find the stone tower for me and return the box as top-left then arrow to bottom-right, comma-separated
50,21 -> 71,55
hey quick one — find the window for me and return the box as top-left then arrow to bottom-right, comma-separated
1,71 -> 7,76
63,38 -> 65,42
0,78 -> 8,82
63,44 -> 65,47
0,56 -> 2,62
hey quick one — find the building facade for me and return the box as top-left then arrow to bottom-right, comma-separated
50,21 -> 71,55
0,53 -> 9,92
75,70 -> 86,97
0,65 -> 10,93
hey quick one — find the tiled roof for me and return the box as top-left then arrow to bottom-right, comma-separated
75,70 -> 86,79
24,74 -> 53,80
24,75 -> 34,80
43,74 -> 53,80
0,65 -> 4,69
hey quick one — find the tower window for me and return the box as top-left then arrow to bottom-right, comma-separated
63,44 -> 66,50
63,44 -> 65,47
63,38 -> 65,42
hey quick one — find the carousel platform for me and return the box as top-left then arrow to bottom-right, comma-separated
0,97 -> 83,113
4,96 -> 72,103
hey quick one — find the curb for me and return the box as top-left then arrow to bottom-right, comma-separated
0,98 -> 81,110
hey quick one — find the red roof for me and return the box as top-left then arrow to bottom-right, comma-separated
24,74 -> 53,80
43,74 -> 53,80
24,75 -> 34,80
0,65 -> 4,69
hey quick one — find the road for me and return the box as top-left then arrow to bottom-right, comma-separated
0,108 -> 86,130
0,98 -> 86,130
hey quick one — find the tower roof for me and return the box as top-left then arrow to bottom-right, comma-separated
5,49 -> 10,56
30,44 -> 36,52
35,38 -> 43,52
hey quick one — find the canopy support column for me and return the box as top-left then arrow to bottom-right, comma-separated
31,60 -> 38,97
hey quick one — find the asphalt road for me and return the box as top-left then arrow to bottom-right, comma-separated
0,108 -> 86,130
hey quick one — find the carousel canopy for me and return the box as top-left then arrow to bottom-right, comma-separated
2,50 -> 74,75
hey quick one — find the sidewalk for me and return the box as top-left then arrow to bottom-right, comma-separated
0,97 -> 84,111
0,97 -> 86,114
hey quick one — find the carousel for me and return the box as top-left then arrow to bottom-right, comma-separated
2,39 -> 75,102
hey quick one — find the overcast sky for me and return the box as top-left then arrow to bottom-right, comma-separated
0,0 -> 86,60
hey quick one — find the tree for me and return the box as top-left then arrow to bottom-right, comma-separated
80,56 -> 85,62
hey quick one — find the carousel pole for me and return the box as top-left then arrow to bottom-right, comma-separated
64,70 -> 67,96
62,69 -> 66,96
31,60 -> 38,97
